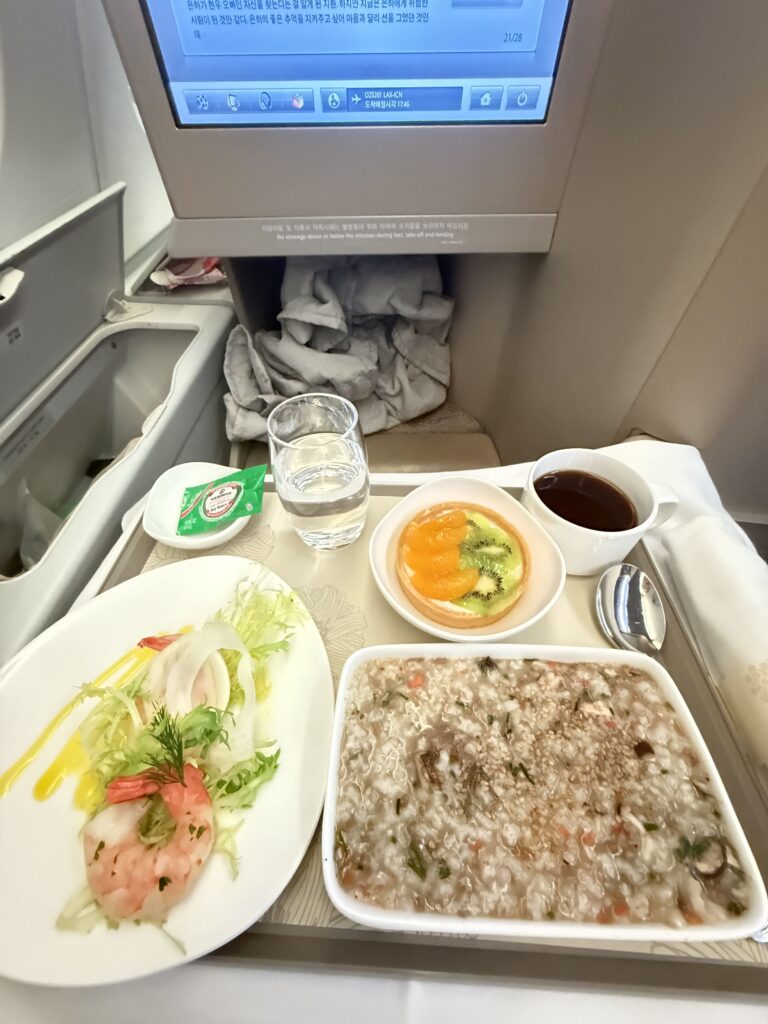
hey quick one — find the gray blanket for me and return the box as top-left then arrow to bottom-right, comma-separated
224,256 -> 454,441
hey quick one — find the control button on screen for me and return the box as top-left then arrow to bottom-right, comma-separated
469,87 -> 503,111
506,85 -> 541,110
321,89 -> 347,112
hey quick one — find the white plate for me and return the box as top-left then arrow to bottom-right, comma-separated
369,476 -> 566,642
142,462 -> 249,550
322,643 -> 768,943
0,557 -> 333,986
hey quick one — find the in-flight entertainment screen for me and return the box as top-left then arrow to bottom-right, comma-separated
142,0 -> 572,126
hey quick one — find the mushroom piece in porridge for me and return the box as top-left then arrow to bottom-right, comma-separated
334,657 -> 751,926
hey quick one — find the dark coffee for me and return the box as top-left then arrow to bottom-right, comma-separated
534,470 -> 638,532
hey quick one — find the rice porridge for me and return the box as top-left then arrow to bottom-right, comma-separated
334,657 -> 751,926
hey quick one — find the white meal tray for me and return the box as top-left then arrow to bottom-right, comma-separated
86,479 -> 768,996
323,643 -> 768,944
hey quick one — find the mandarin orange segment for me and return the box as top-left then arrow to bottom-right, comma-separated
403,545 -> 461,576
404,523 -> 468,552
410,567 -> 479,601
403,508 -> 468,551
422,509 -> 466,531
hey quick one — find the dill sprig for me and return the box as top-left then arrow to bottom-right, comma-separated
143,707 -> 186,787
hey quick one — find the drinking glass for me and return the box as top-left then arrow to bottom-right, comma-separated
267,394 -> 370,550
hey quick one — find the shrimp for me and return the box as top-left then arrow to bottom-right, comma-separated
83,765 -> 214,922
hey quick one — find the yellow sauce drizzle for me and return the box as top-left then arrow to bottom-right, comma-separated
31,650 -> 155,804
73,769 -> 103,814
0,693 -> 85,798
33,733 -> 89,804
0,648 -> 146,799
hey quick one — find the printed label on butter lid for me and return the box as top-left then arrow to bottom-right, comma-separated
201,481 -> 244,522
177,465 -> 266,535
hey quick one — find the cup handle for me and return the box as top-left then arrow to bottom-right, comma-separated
651,483 -> 679,528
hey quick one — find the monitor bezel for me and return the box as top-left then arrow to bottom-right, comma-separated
102,0 -> 614,248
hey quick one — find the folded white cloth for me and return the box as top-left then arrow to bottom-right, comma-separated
663,515 -> 768,768
224,256 -> 453,441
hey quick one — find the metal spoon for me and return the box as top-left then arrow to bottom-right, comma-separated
595,563 -> 666,657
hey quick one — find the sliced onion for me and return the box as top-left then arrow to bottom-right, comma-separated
146,641 -> 178,703
144,623 -> 250,718
207,647 -> 259,768
189,651 -> 230,709
56,883 -> 107,935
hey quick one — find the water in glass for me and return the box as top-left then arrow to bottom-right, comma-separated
272,431 -> 369,549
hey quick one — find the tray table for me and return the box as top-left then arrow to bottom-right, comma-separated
95,481 -> 768,995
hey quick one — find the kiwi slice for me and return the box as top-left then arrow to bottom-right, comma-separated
467,566 -> 505,601
456,514 -> 525,617
464,539 -> 513,559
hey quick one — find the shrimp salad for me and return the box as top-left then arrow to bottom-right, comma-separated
44,579 -> 304,939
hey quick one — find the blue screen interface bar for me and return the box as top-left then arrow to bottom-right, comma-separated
143,0 -> 571,126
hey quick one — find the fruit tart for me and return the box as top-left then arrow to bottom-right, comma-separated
396,503 -> 529,628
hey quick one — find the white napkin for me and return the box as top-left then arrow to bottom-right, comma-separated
664,515 -> 768,768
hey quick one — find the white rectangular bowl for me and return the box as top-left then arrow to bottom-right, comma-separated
322,643 -> 768,943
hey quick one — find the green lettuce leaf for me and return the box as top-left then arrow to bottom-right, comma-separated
213,815 -> 244,879
78,673 -> 154,803
212,583 -> 304,709
206,750 -> 280,810
137,794 -> 177,848
178,705 -> 230,755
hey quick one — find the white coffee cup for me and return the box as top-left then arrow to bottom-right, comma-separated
522,448 -> 678,576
